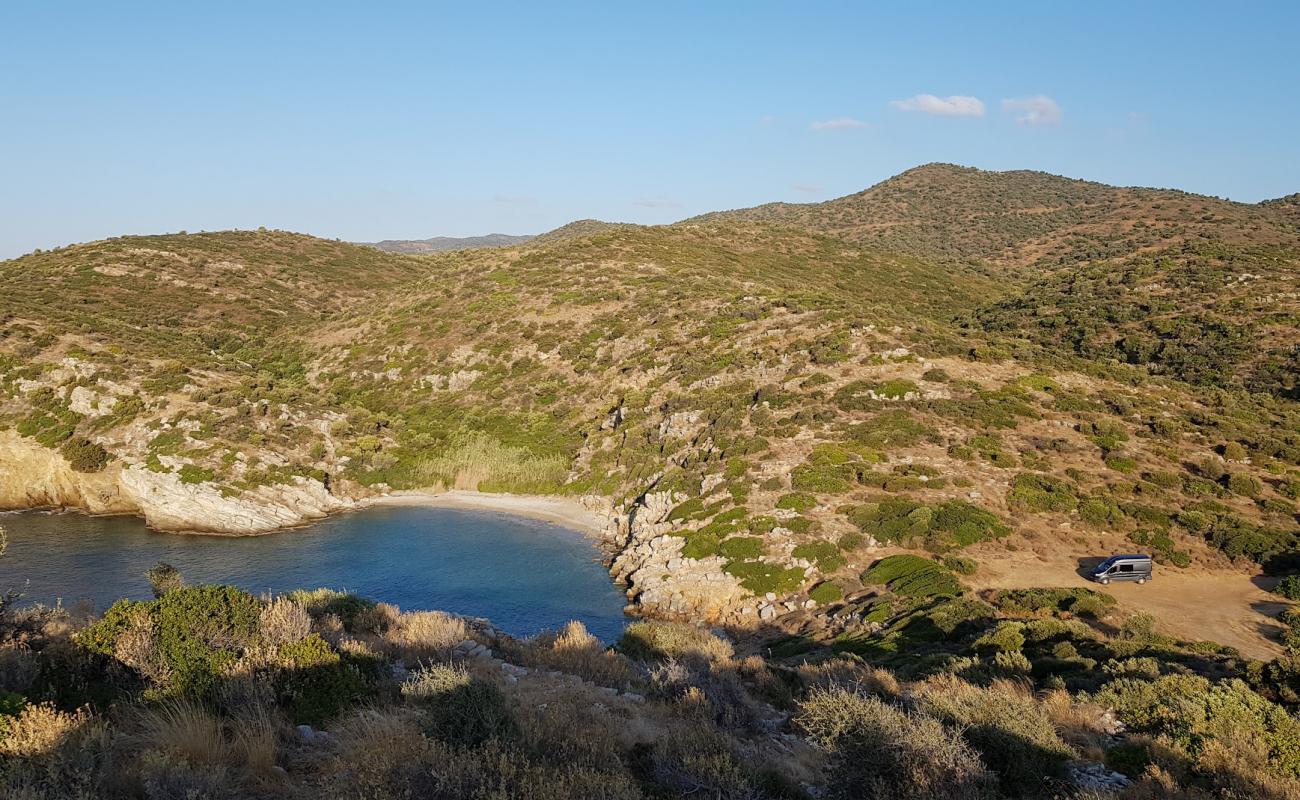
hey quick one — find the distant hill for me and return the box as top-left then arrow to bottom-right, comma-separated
531,218 -> 633,243
364,219 -> 637,253
692,163 -> 1299,270
365,233 -> 534,254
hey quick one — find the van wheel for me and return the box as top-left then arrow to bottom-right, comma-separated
1138,577 -> 1147,585
1100,578 -> 1110,585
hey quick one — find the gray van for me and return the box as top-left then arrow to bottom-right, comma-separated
1090,554 -> 1153,585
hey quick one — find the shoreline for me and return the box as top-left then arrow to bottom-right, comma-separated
363,490 -> 608,538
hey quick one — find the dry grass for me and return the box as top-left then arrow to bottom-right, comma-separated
508,620 -> 640,690
795,659 -> 901,697
617,620 -> 734,665
230,705 -> 282,780
406,432 -> 568,492
135,699 -> 228,767
383,609 -> 468,662
796,686 -> 995,800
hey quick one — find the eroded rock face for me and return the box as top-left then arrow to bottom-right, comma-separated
0,431 -> 132,514
119,467 -> 350,534
0,431 -> 350,534
606,490 -> 748,622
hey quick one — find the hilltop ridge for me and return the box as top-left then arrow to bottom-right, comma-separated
692,162 -> 1300,269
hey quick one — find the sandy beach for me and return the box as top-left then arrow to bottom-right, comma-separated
366,490 -> 608,537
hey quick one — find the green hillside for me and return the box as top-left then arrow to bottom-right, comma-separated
4,165 -> 1300,799
694,163 -> 1300,271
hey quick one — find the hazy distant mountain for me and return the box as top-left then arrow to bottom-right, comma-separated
364,233 -> 535,254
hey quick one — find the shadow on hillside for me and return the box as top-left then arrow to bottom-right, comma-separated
1074,556 -> 1106,580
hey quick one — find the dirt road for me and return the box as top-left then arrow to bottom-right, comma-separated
967,548 -> 1287,661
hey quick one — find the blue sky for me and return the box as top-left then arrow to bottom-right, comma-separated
2,1 -> 1298,259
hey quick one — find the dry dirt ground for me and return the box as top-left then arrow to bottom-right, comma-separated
967,546 -> 1287,660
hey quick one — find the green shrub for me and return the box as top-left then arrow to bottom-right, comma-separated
717,536 -> 765,560
177,464 -> 216,485
862,555 -> 960,599
1276,576 -> 1300,601
1094,675 -> 1300,777
145,562 -> 184,598
1105,454 -> 1139,473
1227,472 -> 1263,497
1008,473 -> 1078,513
59,437 -> 110,473
1223,442 -> 1249,462
973,622 -> 1025,654
775,492 -> 816,512
808,582 -> 843,604
400,662 -> 514,745
724,560 -> 807,596
847,498 -> 1007,550
793,540 -> 846,572
277,633 -> 370,725
846,409 -> 934,449
942,555 -> 978,575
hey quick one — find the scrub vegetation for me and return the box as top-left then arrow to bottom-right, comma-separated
2,163 -> 1300,795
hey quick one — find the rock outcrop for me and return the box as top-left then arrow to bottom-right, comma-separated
0,431 -> 350,534
607,490 -> 747,622
0,432 -> 133,514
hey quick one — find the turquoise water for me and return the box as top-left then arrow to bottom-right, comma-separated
0,506 -> 629,641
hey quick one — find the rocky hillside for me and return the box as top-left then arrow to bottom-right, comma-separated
694,163 -> 1300,271
365,233 -> 535,254
2,168 -> 1299,635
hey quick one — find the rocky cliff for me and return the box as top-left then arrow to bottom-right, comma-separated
0,432 -> 350,534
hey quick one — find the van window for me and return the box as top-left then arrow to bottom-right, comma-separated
1119,564 -> 1133,572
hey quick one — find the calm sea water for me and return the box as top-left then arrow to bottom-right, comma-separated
0,506 -> 629,641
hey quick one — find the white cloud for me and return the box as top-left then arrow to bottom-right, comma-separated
889,94 -> 985,117
1002,95 -> 1062,125
810,117 -> 869,131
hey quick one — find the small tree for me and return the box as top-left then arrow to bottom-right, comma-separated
145,562 -> 184,598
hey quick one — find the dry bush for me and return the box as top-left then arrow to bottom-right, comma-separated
353,602 -> 400,635
0,642 -> 39,693
135,700 -> 229,767
0,702 -> 98,758
916,674 -> 1073,795
384,609 -> 468,662
136,749 -> 236,800
795,659 -> 900,697
508,620 -> 640,690
648,723 -> 792,799
113,608 -> 171,686
1194,737 -> 1300,800
330,705 -> 641,800
648,658 -> 764,732
796,687 -> 995,800
401,662 -> 514,745
258,596 -> 312,647
1040,688 -> 1112,757
618,620 -> 734,665
330,705 -> 429,775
